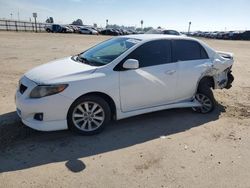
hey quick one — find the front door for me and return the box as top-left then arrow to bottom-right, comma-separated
118,40 -> 178,112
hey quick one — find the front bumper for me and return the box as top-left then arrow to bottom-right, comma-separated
15,76 -> 73,131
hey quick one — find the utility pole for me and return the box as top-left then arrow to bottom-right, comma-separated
141,20 -> 144,30
10,13 -> 13,20
106,19 -> 109,35
33,13 -> 37,32
106,19 -> 108,28
188,21 -> 192,34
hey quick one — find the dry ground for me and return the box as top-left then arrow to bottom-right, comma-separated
0,32 -> 250,188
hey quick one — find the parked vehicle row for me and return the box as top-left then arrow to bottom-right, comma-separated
100,28 -> 139,36
45,24 -> 74,33
45,24 -> 99,34
44,24 -> 139,36
188,31 -> 250,40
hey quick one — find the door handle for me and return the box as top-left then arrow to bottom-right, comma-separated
165,70 -> 176,75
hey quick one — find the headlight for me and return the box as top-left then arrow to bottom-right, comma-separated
30,84 -> 68,98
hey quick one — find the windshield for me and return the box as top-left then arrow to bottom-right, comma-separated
77,37 -> 141,66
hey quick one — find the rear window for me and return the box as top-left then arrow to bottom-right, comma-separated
172,40 -> 208,61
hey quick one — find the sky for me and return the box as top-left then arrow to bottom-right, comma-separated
0,0 -> 249,31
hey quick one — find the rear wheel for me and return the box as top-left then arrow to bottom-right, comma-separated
67,95 -> 111,135
192,84 -> 215,113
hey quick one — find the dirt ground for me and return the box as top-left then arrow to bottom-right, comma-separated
0,32 -> 249,188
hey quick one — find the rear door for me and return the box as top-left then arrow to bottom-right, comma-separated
172,39 -> 211,101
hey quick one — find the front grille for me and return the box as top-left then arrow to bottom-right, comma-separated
19,84 -> 27,94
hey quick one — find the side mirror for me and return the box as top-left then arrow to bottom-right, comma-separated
123,59 -> 139,70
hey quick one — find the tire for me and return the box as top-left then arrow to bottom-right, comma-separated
192,83 -> 215,113
67,95 -> 111,135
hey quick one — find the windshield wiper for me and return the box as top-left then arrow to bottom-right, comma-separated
76,55 -> 96,66
77,55 -> 105,67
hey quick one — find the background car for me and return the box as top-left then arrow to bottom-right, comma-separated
100,29 -> 120,36
145,29 -> 181,35
68,25 -> 80,33
240,31 -> 250,40
79,27 -> 98,35
163,30 -> 181,35
45,24 -> 73,33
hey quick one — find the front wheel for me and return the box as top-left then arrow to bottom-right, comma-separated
67,95 -> 111,135
192,85 -> 215,113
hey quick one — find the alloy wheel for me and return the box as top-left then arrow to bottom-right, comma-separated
193,93 -> 213,113
72,101 -> 105,132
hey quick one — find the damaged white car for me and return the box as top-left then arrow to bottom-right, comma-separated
16,35 -> 234,135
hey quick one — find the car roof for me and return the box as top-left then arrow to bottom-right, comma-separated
119,34 -> 216,58
120,34 -> 192,41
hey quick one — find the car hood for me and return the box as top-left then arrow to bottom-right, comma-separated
25,57 -> 97,84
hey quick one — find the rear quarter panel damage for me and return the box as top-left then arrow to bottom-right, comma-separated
201,51 -> 234,89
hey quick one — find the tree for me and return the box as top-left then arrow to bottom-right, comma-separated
46,17 -> 54,23
72,19 -> 83,26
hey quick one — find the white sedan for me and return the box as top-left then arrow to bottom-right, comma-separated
16,35 -> 234,135
79,27 -> 98,35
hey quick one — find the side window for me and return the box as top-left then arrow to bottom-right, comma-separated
200,45 -> 209,59
125,40 -> 172,68
172,40 -> 208,61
